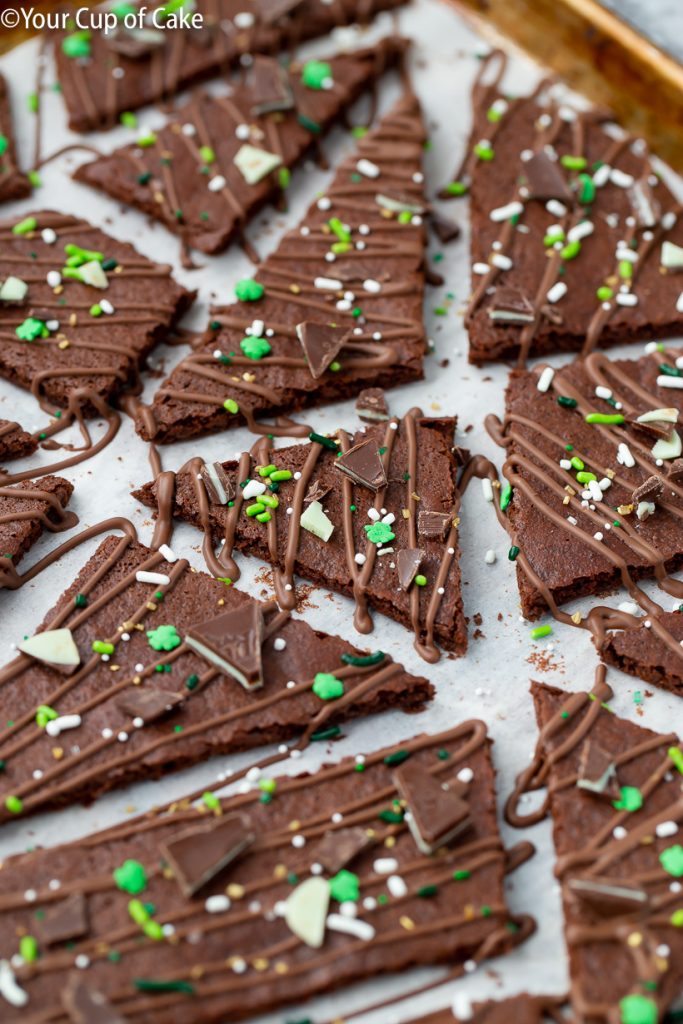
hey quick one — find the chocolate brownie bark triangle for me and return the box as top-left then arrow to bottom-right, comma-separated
0,73 -> 30,204
598,612 -> 683,696
0,719 -> 529,1021
508,676 -> 683,1024
56,0 -> 408,133
0,211 -> 193,413
441,52 -> 683,364
135,88 -> 428,440
489,347 -> 683,631
0,532 -> 432,822
74,39 -> 407,255
0,476 -> 76,590
134,411 -> 467,661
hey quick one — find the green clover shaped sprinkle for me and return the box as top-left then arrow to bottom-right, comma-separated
619,994 -> 657,1024
364,522 -> 395,545
613,786 -> 643,812
36,705 -> 58,729
62,31 -> 92,58
301,60 -> 332,90
660,844 -> 683,878
240,336 -> 272,360
16,317 -> 48,341
329,870 -> 360,903
312,673 -> 345,701
235,278 -> 264,302
113,859 -> 147,894
146,624 -> 182,652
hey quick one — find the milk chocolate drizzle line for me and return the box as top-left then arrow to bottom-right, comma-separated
0,211 -> 188,488
139,93 -> 426,441
2,723 -> 533,1022
456,57 -> 681,366
0,74 -> 29,200
152,408 -> 470,663
0,516 -> 428,821
485,351 -> 683,668
506,666 -> 683,1022
0,484 -> 79,589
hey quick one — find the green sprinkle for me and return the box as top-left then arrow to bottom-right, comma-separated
134,980 -> 195,995
508,545 -> 520,561
240,336 -> 271,360
311,725 -> 341,741
16,317 -> 48,341
258,464 -> 276,477
585,413 -> 625,424
576,471 -> 597,484
660,844 -> 683,877
246,503 -> 265,517
5,795 -> 22,814
36,704 -> 58,728
146,624 -> 181,652
543,228 -> 565,247
530,625 -> 552,640
259,778 -> 277,795
570,456 -> 585,470
113,859 -> 147,894
278,167 -> 291,190
560,154 -> 587,170
137,171 -> 152,185
136,133 -> 158,148
613,786 -> 643,812
120,111 -> 138,128
198,145 -> 215,164
270,470 -> 293,482
340,651 -> 385,667
417,884 -> 438,898
414,574 -> 427,586
453,869 -> 471,881
557,395 -> 578,408
561,240 -> 582,261
619,994 -> 657,1024
668,746 -> 683,774
185,674 -> 200,690
473,142 -> 494,161
62,31 -> 92,58
445,181 -> 468,196
255,511 -> 271,523
618,260 -> 633,279
19,935 -> 38,962
596,285 -> 614,301
500,482 -> 513,511
308,432 -> 338,450
312,673 -> 344,700
223,398 -> 240,415
329,870 -> 359,902
383,749 -> 410,766
378,809 -> 404,824
235,278 -> 264,303
659,363 -> 682,378
577,173 -> 595,204
0,135 -> 7,157
297,114 -> 321,134
128,898 -> 150,925
92,640 -> 115,655
202,791 -> 221,811
301,60 -> 333,90
328,217 -> 351,243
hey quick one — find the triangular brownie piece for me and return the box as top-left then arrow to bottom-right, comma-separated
0,211 -> 193,413
55,0 -> 408,133
441,53 -> 683,364
490,347 -> 683,625
0,720 -> 529,1020
0,419 -> 38,462
74,40 -> 407,255
0,73 -> 30,204
134,411 -> 466,661
0,476 -> 76,590
598,611 -> 683,696
135,90 -> 427,441
508,678 -> 683,1022
0,534 -> 432,822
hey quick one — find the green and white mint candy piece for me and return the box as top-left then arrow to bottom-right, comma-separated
661,240 -> 683,270
285,876 -> 330,948
652,429 -> 682,461
19,628 -> 81,668
0,276 -> 28,303
300,500 -> 334,542
637,407 -> 678,425
79,261 -> 109,289
233,144 -> 282,186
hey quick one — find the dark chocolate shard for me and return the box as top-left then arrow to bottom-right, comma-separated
36,893 -> 89,947
186,604 -> 264,690
576,739 -> 621,801
117,688 -> 184,724
417,509 -> 452,540
430,210 -> 461,243
669,457 -> 683,483
393,762 -> 472,854
61,975 -> 125,1024
247,56 -> 294,115
161,813 -> 255,897
304,479 -> 331,504
200,461 -> 236,505
106,26 -> 166,59
397,548 -> 425,591
568,875 -> 649,917
315,827 -> 371,874
356,387 -> 389,423
295,321 -> 352,379
488,286 -> 535,324
257,0 -> 306,23
334,439 -> 387,492
522,151 -> 573,203
627,414 -> 672,441
452,445 -> 471,467
632,474 -> 663,505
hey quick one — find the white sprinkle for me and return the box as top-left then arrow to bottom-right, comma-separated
452,994 -> 473,1021
472,262 -> 490,276
481,478 -> 494,502
567,515 -> 578,526
657,375 -> 683,389
205,894 -> 231,913
592,163 -> 611,187
491,253 -> 513,271
567,221 -> 594,242
314,276 -> 342,291
367,507 -> 380,522
387,875 -> 407,898
616,247 -> 638,263
41,228 -> 57,245
457,767 -> 474,783
46,270 -> 61,288
354,552 -> 366,565
657,944 -> 671,958
208,175 -> 227,192
616,292 -> 638,307
613,826 -> 627,840
0,961 -> 28,1007
594,532 -> 603,541
617,443 -> 635,468
234,10 -> 254,27
656,820 -> 678,838
373,858 -> 398,874
489,201 -> 524,222
536,366 -> 555,392
677,292 -> 683,314
242,479 -> 267,500
326,913 -> 375,941
181,122 -> 196,136
273,638 -> 286,652
102,728 -> 113,739
135,570 -> 170,586
159,544 -> 177,563
618,601 -> 639,615
232,957 -> 247,973
363,278 -> 381,294
610,168 -> 635,188
485,549 -> 496,564
339,900 -> 357,918
546,199 -> 567,217
595,385 -> 612,400
118,731 -> 128,742
292,835 -> 306,849
75,955 -> 90,969
546,282 -> 567,304
45,714 -> 82,737
356,158 -> 380,179
133,717 -> 143,729
24,889 -> 37,902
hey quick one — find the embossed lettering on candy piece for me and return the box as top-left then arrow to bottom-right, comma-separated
185,603 -> 265,690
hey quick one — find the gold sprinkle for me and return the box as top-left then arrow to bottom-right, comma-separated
52,746 -> 64,760
289,284 -> 301,295
273,864 -> 287,880
114,265 -> 123,274
133,675 -> 142,685
617,504 -> 634,515
562,495 -> 570,505
146,602 -> 157,611
54,284 -> 63,295
464,903 -> 475,920
452,516 -> 460,528
492,479 -> 501,490
217,598 -> 225,606
190,965 -> 205,979
384,835 -> 396,848
656,956 -> 669,972
253,958 -> 269,972
69,313 -> 77,327
606,468 -> 616,479
411,491 -> 421,502
430,402 -> 442,412
627,932 -> 642,947
399,915 -> 415,930
274,961 -> 289,975
154,192 -> 165,204
58,339 -> 70,350
95,942 -> 109,955
227,883 -> 245,899
565,485 -> 576,496
162,866 -> 174,880
243,372 -> 256,383
380,208 -> 393,219
161,149 -> 173,159
289,820 -> 300,831
571,611 -> 582,625
109,664 -> 120,672
122,621 -> 136,631
401,508 -> 410,519
364,828 -> 375,839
